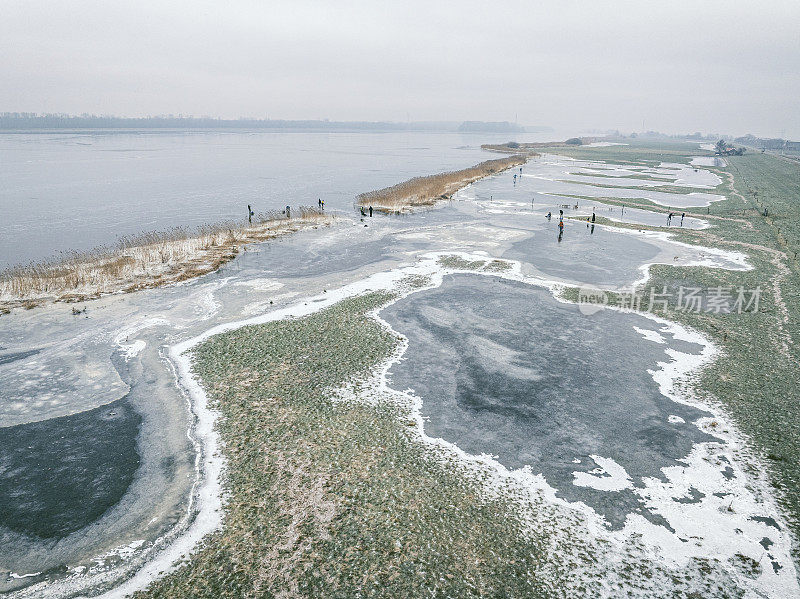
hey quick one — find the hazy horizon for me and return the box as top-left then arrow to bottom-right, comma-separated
2,0 -> 799,139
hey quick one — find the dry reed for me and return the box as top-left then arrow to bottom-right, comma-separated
355,155 -> 527,212
0,207 -> 332,311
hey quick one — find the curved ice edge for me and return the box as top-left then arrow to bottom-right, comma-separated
365,253 -> 798,597
76,255 -> 453,596
623,228 -> 751,289
75,250 -> 796,598
87,348 -> 224,598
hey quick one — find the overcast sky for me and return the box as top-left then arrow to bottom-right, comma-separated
2,0 -> 799,137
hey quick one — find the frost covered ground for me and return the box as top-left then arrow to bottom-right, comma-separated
1,145 -> 798,597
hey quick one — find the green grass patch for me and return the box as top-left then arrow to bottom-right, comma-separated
567,171 -> 674,182
437,255 -> 487,270
536,139 -> 699,166
135,292 -> 564,598
727,153 -> 800,266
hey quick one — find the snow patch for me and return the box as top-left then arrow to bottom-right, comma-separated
633,325 -> 666,344
8,572 -> 42,580
113,318 -> 169,361
573,455 -> 634,492
233,278 -> 284,292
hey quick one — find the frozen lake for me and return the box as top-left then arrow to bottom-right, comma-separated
0,129 -> 521,269
0,150 -> 794,597
381,275 -> 715,527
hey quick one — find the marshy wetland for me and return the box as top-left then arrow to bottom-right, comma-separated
2,139 -> 799,597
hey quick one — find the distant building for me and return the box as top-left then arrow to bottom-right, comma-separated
734,134 -> 799,151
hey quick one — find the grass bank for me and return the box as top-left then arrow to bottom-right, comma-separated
539,139 -> 701,166
0,208 -> 331,313
556,179 -> 722,196
355,155 -> 526,213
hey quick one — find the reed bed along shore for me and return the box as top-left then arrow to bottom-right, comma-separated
0,207 -> 332,312
355,155 -> 526,213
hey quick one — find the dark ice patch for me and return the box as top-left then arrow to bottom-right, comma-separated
750,515 -> 781,530
674,487 -> 705,504
0,349 -> 41,366
0,399 -> 141,539
503,224 -> 661,287
381,274 -> 716,527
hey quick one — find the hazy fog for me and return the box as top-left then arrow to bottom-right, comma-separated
2,0 -> 799,137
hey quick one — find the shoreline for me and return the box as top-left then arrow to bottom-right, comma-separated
85,325 -> 226,599
0,210 -> 332,314
0,152 -> 531,314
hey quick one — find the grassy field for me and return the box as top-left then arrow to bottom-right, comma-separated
557,179 -> 724,195
727,153 -> 800,269
565,171 -> 675,182
540,139 -> 703,166
555,143 -> 800,551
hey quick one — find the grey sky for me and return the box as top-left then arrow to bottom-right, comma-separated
2,0 -> 799,137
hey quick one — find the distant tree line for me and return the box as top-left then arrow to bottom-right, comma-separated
714,139 -> 746,156
0,113 -> 447,131
0,113 -> 549,134
457,121 -> 526,133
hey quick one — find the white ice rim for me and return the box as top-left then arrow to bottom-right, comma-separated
64,249 -> 799,599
